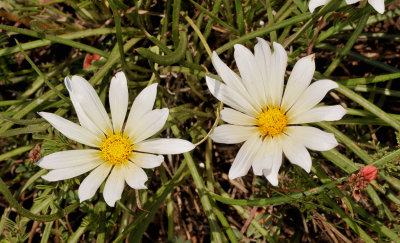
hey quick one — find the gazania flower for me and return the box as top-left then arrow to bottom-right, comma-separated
37,72 -> 195,206
206,39 -> 346,186
309,0 -> 385,14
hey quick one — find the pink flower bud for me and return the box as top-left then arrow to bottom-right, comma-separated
83,54 -> 101,69
362,165 -> 377,182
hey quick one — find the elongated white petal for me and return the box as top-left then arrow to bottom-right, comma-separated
220,108 -> 257,126
254,38 -> 272,107
128,108 -> 169,144
211,51 -> 249,98
346,0 -> 360,4
69,76 -> 112,132
103,165 -> 125,207
124,162 -> 148,189
206,76 -> 259,116
309,0 -> 330,12
234,44 -> 265,108
37,149 -> 101,169
78,163 -> 112,203
110,72 -> 128,133
252,138 -> 274,176
261,139 -> 282,186
368,0 -> 384,14
281,55 -> 315,111
287,79 -> 338,118
268,42 -> 287,106
210,125 -> 259,144
42,160 -> 102,181
290,105 -> 347,124
281,135 -> 312,173
287,126 -> 338,151
125,84 -> 158,136
130,152 -> 164,169
39,112 -> 101,147
134,138 -> 195,154
65,77 -> 105,137
229,135 -> 262,179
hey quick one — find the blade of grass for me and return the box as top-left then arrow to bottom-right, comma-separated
336,84 -> 400,131
0,24 -> 108,57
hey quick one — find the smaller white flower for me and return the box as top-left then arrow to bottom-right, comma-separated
37,72 -> 195,207
206,39 -> 346,186
309,0 -> 385,14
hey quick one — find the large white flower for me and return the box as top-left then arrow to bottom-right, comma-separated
37,72 -> 195,206
206,39 -> 346,186
309,0 -> 385,14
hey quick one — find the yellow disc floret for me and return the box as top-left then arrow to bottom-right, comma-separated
256,106 -> 288,137
100,132 -> 132,165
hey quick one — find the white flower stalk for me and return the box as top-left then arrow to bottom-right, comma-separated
206,39 -> 346,186
37,72 -> 195,207
309,0 -> 385,14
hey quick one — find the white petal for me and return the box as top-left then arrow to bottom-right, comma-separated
268,42 -> 287,107
252,138 -> 273,176
309,0 -> 330,12
229,135 -> 262,179
261,139 -> 282,186
281,135 -> 312,173
68,76 -> 112,132
368,0 -> 384,14
103,166 -> 125,207
134,138 -> 195,154
211,51 -> 249,98
210,125 -> 259,144
281,55 -> 315,111
109,72 -> 128,133
346,0 -> 360,4
220,108 -> 257,125
130,152 -> 164,169
286,126 -> 338,151
37,149 -> 101,169
42,161 -> 102,181
290,105 -> 347,124
287,79 -> 338,118
124,84 -> 158,136
127,108 -> 169,144
254,38 -> 271,107
39,112 -> 101,147
78,163 -> 112,203
234,44 -> 265,108
206,76 -> 259,116
123,162 -> 148,189
65,77 -> 105,137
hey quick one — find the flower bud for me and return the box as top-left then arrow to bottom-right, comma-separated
362,165 -> 377,182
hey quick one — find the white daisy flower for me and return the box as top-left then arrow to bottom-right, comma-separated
37,72 -> 195,206
309,0 -> 385,14
206,39 -> 346,186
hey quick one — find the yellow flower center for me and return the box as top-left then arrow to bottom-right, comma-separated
100,132 -> 132,165
256,106 -> 288,137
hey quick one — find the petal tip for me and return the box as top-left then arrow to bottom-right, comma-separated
64,76 -> 72,91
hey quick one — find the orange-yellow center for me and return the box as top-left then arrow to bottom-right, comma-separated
100,132 -> 132,165
256,106 -> 288,137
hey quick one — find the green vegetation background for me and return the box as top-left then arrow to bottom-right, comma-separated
0,0 -> 399,242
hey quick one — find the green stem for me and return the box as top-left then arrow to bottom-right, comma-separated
136,31 -> 187,65
209,179 -> 344,206
0,145 -> 34,161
